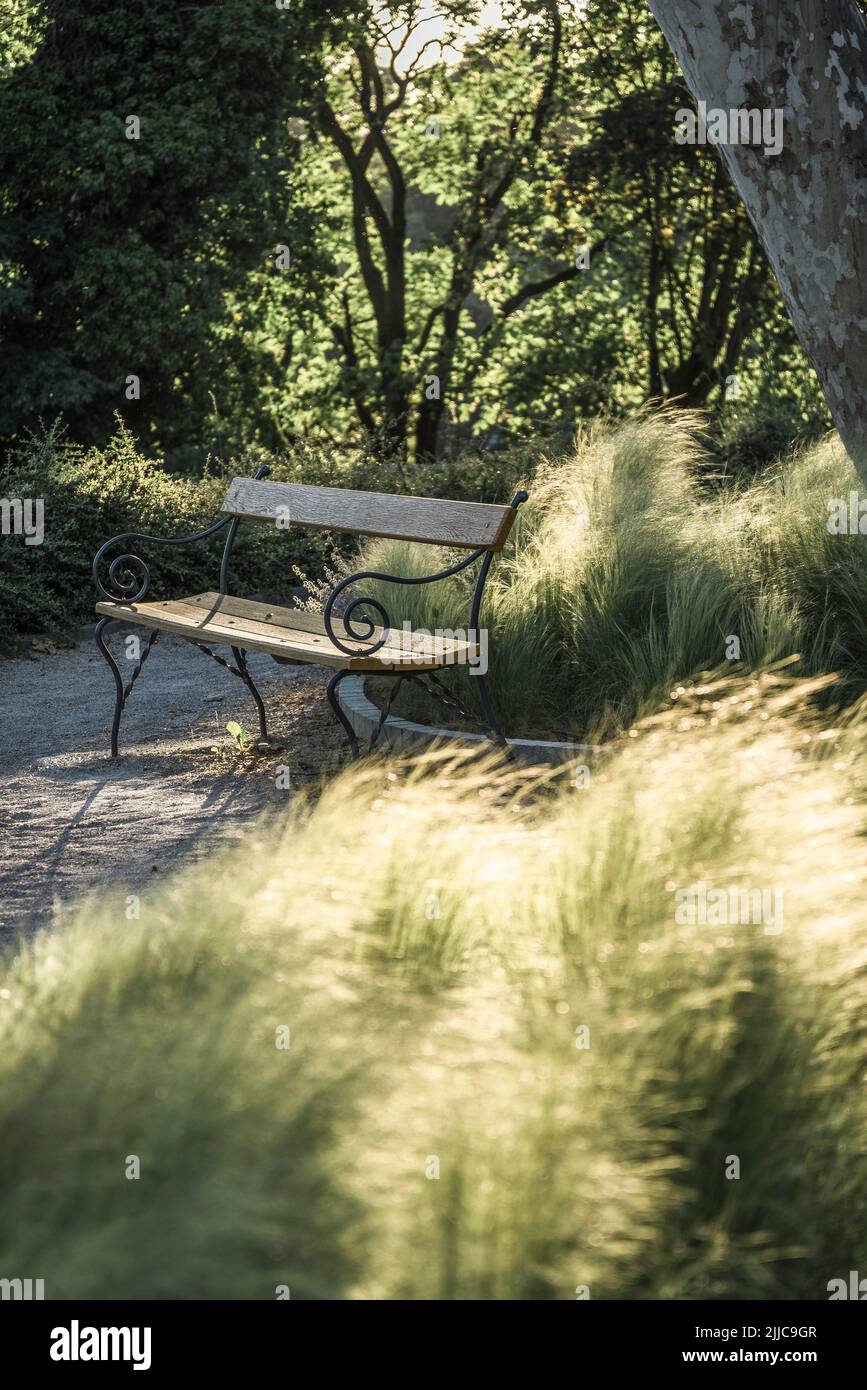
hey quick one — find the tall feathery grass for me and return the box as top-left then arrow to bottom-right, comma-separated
361,412 -> 867,738
1,671 -> 866,1299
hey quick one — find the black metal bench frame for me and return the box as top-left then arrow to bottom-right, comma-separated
92,465 -> 528,759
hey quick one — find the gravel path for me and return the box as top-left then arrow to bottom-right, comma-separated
0,629 -> 348,937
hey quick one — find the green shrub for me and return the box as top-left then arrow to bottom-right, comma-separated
0,421 -> 340,649
1,672 -> 865,1298
714,397 -> 830,477
0,422 -> 366,644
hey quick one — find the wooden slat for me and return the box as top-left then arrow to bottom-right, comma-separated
170,592 -> 443,656
95,592 -> 478,672
220,477 -> 517,551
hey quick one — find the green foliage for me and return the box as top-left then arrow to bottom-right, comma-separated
715,394 -> 831,477
225,720 -> 250,753
280,0 -> 827,455
0,0 -> 828,459
1,678 -> 866,1297
211,721 -> 255,758
0,420 -> 337,647
0,0 -> 342,453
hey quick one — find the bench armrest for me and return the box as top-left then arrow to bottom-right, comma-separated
322,549 -> 485,658
322,490 -> 528,658
93,465 -> 271,604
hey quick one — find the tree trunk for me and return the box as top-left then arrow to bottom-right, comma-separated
647,0 -> 867,479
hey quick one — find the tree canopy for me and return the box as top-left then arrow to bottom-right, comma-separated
0,0 -> 827,465
0,0 -> 346,456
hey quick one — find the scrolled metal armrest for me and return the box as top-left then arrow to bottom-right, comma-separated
323,570 -> 394,658
91,514 -> 233,604
92,464 -> 273,603
322,548 -> 486,658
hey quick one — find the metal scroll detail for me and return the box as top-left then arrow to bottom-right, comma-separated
95,551 -> 152,604
91,465 -> 273,605
322,548 -> 487,659
91,515 -> 233,604
321,490 -> 528,660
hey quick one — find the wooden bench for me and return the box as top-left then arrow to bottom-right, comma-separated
93,466 -> 528,758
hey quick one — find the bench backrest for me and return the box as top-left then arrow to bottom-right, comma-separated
220,477 -> 519,551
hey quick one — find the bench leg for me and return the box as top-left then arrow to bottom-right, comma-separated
95,618 -> 125,757
230,646 -> 269,742
474,672 -> 521,765
404,669 -> 516,763
326,669 -> 360,760
369,676 -> 404,753
95,619 -> 160,757
474,671 -> 506,744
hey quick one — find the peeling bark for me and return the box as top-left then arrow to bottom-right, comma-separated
648,0 -> 867,478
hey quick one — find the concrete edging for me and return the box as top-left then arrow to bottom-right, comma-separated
336,674 -> 601,766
